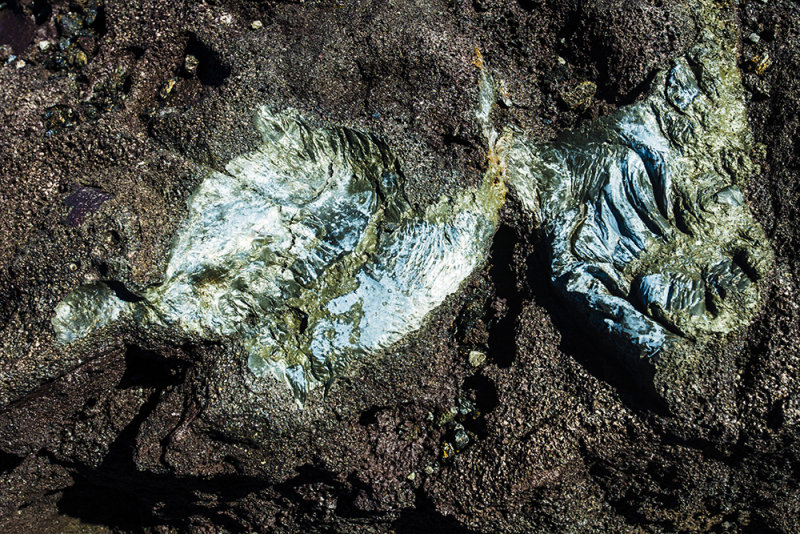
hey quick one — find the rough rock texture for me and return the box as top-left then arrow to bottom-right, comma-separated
1,0 -> 799,533
506,15 -> 774,415
51,105 -> 504,405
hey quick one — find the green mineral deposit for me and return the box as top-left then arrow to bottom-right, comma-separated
53,2 -> 773,403
504,7 -> 773,357
53,106 -> 506,405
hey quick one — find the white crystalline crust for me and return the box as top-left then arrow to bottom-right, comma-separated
52,107 -> 505,404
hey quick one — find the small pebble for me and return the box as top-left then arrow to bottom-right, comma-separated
38,40 -> 51,51
560,80 -> 597,109
158,77 -> 178,100
406,472 -> 416,481
251,20 -> 263,30
751,53 -> 772,75
184,54 -> 199,76
748,33 -> 761,44
468,350 -> 487,367
424,465 -> 435,475
454,424 -> 469,449
15,59 -> 25,69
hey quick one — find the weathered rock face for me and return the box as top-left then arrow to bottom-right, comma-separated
54,26 -> 772,404
507,25 -> 773,359
4,0 -> 800,532
53,107 -> 505,403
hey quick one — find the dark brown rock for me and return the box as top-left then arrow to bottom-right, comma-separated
0,0 -> 798,532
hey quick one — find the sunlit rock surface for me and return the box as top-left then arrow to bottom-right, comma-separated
53,108 -> 505,403
507,28 -> 773,356
52,24 -> 772,405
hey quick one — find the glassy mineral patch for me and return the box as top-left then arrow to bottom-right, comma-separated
52,107 -> 505,403
507,28 -> 772,357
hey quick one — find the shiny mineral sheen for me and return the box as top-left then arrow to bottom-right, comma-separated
506,23 -> 773,357
53,15 -> 772,403
52,107 -> 506,404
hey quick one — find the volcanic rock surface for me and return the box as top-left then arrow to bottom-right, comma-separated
1,0 -> 799,532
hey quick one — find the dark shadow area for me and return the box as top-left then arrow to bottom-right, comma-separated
460,375 -> 498,441
184,34 -> 230,87
744,526 -> 783,534
0,0 -> 35,54
0,450 -> 23,474
0,278 -> 19,329
58,482 -> 149,529
274,463 -> 348,518
522,239 -> 669,414
553,9 -> 662,106
393,489 -> 480,534
615,69 -> 659,106
357,406 -> 381,426
30,0 -> 51,25
274,463 -> 401,524
516,0 -> 543,11
767,400 -> 784,430
462,374 -> 498,416
104,280 -> 144,303
56,375 -> 269,531
442,132 -> 476,149
487,224 -> 523,368
554,11 -> 614,100
127,44 -> 145,58
91,0 -> 107,37
51,344 -> 268,530
117,345 -> 188,389
733,248 -> 761,282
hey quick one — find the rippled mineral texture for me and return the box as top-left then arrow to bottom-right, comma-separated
53,107 -> 505,403
3,0 -> 800,532
507,19 -> 773,372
